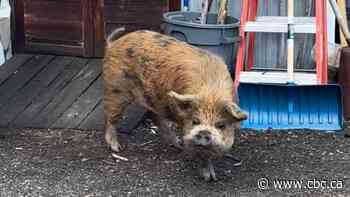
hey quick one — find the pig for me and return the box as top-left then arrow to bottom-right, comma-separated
103,28 -> 247,181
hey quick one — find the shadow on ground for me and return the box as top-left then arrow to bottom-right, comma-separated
0,120 -> 350,197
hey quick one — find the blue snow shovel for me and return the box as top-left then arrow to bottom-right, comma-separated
235,0 -> 343,131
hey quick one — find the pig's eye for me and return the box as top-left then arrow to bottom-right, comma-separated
215,121 -> 226,129
192,118 -> 200,125
180,102 -> 191,111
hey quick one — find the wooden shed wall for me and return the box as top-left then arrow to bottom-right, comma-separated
12,0 -> 171,57
23,0 -> 83,47
104,0 -> 169,35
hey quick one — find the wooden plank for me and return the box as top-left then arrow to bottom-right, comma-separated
30,59 -> 102,128
78,100 -> 104,130
104,0 -> 168,32
13,57 -> 89,127
0,56 -> 74,127
25,20 -> 83,44
78,101 -> 148,132
115,104 -> 148,134
16,0 -> 103,57
75,74 -> 148,131
0,55 -> 54,108
51,75 -> 103,128
21,43 -> 85,57
23,0 -> 83,47
0,54 -> 33,85
24,1 -> 82,22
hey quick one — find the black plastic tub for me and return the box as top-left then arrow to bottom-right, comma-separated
162,11 -> 240,73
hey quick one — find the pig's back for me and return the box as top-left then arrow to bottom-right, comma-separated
106,30 -> 233,102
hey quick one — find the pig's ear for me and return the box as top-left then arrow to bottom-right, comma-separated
167,91 -> 197,113
224,102 -> 248,121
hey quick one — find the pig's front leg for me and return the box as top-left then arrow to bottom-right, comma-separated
199,159 -> 218,181
153,116 -> 183,150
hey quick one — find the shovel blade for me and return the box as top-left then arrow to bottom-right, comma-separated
238,83 -> 343,131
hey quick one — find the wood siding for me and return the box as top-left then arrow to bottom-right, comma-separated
13,0 -> 105,57
13,0 -> 172,57
104,0 -> 169,35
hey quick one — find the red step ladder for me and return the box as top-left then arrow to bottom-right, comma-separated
234,0 -> 328,90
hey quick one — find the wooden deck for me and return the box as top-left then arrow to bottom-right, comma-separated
0,54 -> 147,131
0,54 -> 106,130
0,54 -> 145,131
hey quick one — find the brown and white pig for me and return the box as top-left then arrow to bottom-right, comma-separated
103,28 -> 247,181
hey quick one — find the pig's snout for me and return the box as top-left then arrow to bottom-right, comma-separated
193,130 -> 212,146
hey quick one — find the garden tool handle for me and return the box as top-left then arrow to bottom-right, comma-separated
287,0 -> 294,82
328,0 -> 350,45
201,0 -> 213,24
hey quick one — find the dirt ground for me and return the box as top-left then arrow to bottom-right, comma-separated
1,120 -> 350,197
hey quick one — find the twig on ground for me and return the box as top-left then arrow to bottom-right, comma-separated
140,140 -> 154,147
111,153 -> 129,161
149,126 -> 158,135
102,160 -> 116,165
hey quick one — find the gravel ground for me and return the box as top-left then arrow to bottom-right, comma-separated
1,120 -> 350,197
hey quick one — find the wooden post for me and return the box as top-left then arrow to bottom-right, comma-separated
337,0 -> 349,47
217,0 -> 228,24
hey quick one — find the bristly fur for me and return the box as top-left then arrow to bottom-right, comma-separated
103,30 -> 235,123
102,30 -> 248,160
103,30 -> 246,181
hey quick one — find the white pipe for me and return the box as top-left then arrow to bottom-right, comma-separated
287,0 -> 294,82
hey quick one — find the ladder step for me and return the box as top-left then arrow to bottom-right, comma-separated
239,71 -> 317,85
244,16 -> 316,34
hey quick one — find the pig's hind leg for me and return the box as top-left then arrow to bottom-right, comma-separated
104,89 -> 133,152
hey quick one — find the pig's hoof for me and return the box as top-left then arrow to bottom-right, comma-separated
110,141 -> 123,152
208,161 -> 218,181
199,160 -> 218,181
199,167 -> 218,181
200,167 -> 212,181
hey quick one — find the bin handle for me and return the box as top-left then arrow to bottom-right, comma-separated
169,31 -> 188,42
221,29 -> 240,44
160,23 -> 166,32
221,36 -> 241,44
167,14 -> 185,20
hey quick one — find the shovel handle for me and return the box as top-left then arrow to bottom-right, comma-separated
287,0 -> 294,82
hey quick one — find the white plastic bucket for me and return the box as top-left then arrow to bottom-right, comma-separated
0,0 -> 12,65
